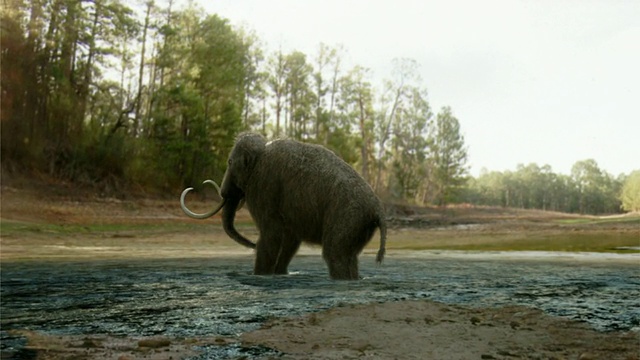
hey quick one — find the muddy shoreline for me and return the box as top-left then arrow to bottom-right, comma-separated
2,255 -> 639,359
1,184 -> 639,359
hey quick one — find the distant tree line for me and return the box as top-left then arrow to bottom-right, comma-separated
463,160 -> 639,214
2,1 -> 637,214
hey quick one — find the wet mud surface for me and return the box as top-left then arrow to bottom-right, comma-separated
1,255 -> 639,357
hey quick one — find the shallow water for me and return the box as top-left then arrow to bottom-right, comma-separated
1,254 -> 639,355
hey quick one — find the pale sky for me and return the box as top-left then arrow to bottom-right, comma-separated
198,0 -> 639,176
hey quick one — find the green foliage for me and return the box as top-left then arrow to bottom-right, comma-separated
149,12 -> 248,189
390,87 -> 431,201
283,51 -> 315,140
571,159 -> 621,214
337,65 -> 374,182
0,1 -> 630,212
1,1 -> 248,193
465,160 -> 624,215
1,0 -> 139,184
620,170 -> 640,212
427,107 -> 469,205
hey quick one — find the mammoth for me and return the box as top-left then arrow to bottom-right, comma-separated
180,132 -> 386,280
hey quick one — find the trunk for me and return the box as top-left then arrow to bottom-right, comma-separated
134,1 -> 152,137
326,55 -> 339,147
261,97 -> 266,135
275,96 -> 281,136
358,94 -> 369,183
222,197 -> 256,249
78,1 -> 101,127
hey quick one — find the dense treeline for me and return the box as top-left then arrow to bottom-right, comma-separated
2,0 -> 246,192
2,1 -> 638,214
464,161 -> 636,215
1,0 -> 467,204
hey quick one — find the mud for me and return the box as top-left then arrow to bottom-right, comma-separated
1,254 -> 638,358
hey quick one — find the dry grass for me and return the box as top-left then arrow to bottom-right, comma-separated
1,180 -> 638,262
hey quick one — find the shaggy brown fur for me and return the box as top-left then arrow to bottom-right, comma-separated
220,132 -> 386,280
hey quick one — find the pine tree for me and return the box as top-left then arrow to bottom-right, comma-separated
427,107 -> 469,206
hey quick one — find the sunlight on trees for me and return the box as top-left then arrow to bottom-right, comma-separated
620,170 -> 640,212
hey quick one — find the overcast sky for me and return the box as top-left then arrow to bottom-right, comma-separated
197,0 -> 639,176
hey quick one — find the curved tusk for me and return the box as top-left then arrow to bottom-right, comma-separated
202,179 -> 221,195
180,180 -> 225,219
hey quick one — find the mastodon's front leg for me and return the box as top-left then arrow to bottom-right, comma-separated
254,239 -> 278,275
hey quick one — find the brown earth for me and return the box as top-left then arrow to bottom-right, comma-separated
2,174 -> 638,261
1,174 -> 639,359
243,300 -> 640,360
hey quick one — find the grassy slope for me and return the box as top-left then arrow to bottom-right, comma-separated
1,174 -> 638,261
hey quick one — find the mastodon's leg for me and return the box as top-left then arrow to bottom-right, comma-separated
322,233 -> 360,280
253,226 -> 299,275
322,221 -> 372,280
254,238 -> 278,275
255,245 -> 299,275
273,237 -> 301,275
322,245 -> 359,280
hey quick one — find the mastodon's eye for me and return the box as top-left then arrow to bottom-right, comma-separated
228,159 -> 232,165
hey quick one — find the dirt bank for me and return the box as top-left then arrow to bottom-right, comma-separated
243,300 -> 640,360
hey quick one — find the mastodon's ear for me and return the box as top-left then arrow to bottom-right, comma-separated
237,132 -> 266,169
242,152 -> 253,167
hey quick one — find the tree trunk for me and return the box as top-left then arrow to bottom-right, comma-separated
134,1 -> 152,137
358,94 -> 369,183
374,86 -> 402,192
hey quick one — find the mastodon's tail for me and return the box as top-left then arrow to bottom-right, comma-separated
376,216 -> 387,264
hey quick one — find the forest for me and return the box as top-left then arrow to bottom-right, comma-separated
2,0 -> 638,215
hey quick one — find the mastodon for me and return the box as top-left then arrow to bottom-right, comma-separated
181,132 -> 386,280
